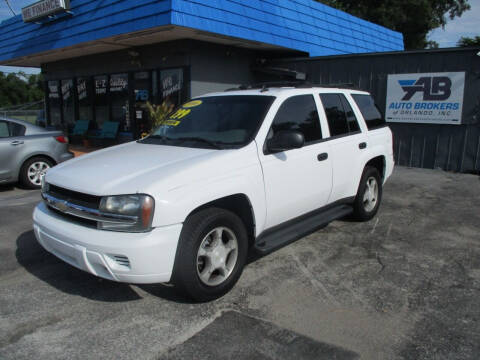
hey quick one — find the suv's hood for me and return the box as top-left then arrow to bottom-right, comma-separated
46,141 -> 218,195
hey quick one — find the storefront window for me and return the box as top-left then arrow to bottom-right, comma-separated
61,79 -> 75,131
77,77 -> 93,124
94,75 -> 108,128
47,80 -> 61,129
110,73 -> 130,131
159,68 -> 185,107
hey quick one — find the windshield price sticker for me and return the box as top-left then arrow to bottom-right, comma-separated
162,119 -> 181,126
182,100 -> 202,108
170,108 -> 191,119
161,100 -> 202,127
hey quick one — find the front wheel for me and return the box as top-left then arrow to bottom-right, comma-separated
172,208 -> 248,302
353,166 -> 383,221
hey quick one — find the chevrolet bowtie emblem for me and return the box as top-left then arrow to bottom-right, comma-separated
55,200 -> 69,212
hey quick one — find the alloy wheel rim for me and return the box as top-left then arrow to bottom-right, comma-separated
363,176 -> 378,212
196,226 -> 238,287
27,161 -> 50,186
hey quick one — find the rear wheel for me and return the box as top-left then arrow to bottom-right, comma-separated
19,157 -> 53,189
172,207 -> 248,302
353,166 -> 382,221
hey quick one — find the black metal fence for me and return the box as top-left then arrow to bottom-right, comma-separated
268,47 -> 480,173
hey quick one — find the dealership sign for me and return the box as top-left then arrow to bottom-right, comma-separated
22,0 -> 70,23
385,72 -> 465,125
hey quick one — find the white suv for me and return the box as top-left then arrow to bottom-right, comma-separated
34,84 -> 394,301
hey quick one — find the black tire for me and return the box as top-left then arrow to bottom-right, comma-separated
353,166 -> 383,221
172,207 -> 248,302
19,156 -> 54,189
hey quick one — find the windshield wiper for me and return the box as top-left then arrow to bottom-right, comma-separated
175,137 -> 222,149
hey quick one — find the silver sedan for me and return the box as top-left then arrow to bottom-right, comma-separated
0,118 -> 74,189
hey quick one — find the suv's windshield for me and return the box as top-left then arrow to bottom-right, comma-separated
140,95 -> 275,149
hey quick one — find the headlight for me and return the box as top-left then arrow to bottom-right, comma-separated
41,176 -> 49,194
98,194 -> 154,232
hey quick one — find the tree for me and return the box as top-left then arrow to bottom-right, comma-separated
457,36 -> 480,47
318,0 -> 471,50
0,72 -> 44,108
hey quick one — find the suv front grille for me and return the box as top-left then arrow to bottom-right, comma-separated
49,206 -> 97,228
48,184 -> 101,209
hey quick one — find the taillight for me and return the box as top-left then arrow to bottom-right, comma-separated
55,135 -> 68,143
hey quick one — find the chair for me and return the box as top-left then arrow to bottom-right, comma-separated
89,121 -> 120,145
71,120 -> 90,136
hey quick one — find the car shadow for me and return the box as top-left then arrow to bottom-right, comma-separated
16,230 -> 143,302
0,184 -> 16,192
138,284 -> 197,304
15,218 -> 345,304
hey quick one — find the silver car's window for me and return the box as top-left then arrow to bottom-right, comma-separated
0,121 -> 9,137
10,123 -> 26,137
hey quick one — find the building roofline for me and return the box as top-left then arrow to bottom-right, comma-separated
272,46 -> 480,62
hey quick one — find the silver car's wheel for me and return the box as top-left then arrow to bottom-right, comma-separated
362,176 -> 378,212
20,157 -> 54,189
196,226 -> 239,287
27,161 -> 50,186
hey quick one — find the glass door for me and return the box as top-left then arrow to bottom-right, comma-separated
133,71 -> 151,138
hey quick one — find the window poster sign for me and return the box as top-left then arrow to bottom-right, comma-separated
48,81 -> 59,99
77,78 -> 88,100
61,79 -> 72,101
110,74 -> 128,92
95,77 -> 107,95
161,69 -> 183,99
385,72 -> 465,125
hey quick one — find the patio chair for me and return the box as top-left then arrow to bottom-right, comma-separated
89,121 -> 120,146
71,120 -> 90,136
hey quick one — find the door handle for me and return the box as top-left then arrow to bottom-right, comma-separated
317,153 -> 328,161
10,140 -> 24,146
359,142 -> 367,149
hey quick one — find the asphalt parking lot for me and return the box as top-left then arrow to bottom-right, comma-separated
1,166 -> 479,360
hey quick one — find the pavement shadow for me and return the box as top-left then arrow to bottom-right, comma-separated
138,284 -> 196,304
0,184 -> 16,192
16,230 -> 142,302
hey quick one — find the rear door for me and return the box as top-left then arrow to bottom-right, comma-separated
0,120 -> 24,182
259,94 -> 333,229
318,93 -> 367,203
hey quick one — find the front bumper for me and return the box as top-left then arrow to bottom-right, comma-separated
33,202 -> 182,284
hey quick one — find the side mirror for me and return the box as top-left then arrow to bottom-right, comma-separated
266,130 -> 305,153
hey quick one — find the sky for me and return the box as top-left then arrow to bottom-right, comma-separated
428,0 -> 480,47
0,0 -> 479,76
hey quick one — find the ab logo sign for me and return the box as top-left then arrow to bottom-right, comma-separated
385,72 -> 465,125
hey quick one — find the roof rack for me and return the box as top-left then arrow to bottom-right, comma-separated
225,81 -> 309,92
225,81 -> 359,92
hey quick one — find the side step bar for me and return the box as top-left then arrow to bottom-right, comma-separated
254,204 -> 353,254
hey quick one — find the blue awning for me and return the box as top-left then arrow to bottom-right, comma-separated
0,0 -> 404,67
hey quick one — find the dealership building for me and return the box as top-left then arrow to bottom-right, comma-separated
1,0 -> 479,173
0,0 -> 403,139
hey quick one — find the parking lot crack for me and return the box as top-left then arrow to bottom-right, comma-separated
0,315 -> 61,348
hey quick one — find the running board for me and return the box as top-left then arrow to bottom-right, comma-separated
254,204 -> 353,254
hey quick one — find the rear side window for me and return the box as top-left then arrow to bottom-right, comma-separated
352,94 -> 385,130
0,121 -> 9,137
269,95 -> 322,144
10,122 -> 26,137
319,94 -> 352,137
340,96 -> 360,132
